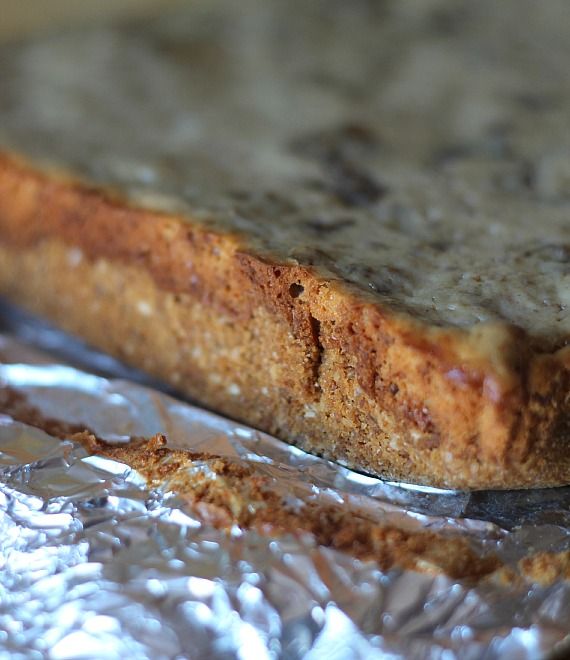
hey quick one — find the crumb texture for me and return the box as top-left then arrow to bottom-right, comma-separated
0,238 -> 569,489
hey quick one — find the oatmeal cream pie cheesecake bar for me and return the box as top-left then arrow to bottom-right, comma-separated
0,0 -> 568,488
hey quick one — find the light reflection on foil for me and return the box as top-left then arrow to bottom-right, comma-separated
0,331 -> 569,658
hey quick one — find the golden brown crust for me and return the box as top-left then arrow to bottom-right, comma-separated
0,152 -> 568,489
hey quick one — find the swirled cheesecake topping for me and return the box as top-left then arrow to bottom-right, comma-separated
0,0 -> 568,349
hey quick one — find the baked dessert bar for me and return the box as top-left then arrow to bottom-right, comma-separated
0,0 -> 568,488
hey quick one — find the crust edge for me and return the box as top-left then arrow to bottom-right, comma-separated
0,150 -> 568,489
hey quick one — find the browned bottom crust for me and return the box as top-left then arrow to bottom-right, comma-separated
0,153 -> 569,489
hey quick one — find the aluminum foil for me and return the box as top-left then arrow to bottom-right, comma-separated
0,311 -> 570,659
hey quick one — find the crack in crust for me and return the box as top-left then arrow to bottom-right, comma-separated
0,154 -> 568,488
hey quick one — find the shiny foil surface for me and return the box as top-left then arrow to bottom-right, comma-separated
0,314 -> 569,659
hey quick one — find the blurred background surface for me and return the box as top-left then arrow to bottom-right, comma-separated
0,0 -> 184,41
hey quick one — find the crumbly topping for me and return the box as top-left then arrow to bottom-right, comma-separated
0,0 -> 568,348
519,550 -> 570,586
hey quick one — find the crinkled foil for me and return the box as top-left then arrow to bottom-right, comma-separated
0,309 -> 569,659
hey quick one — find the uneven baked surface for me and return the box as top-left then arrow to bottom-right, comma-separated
0,0 -> 568,346
0,1 -> 568,488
